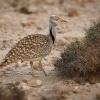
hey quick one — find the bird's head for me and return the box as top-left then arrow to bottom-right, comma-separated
50,15 -> 67,26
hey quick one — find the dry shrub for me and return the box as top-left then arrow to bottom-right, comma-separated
54,19 -> 100,79
54,41 -> 86,77
0,84 -> 26,100
85,19 -> 100,45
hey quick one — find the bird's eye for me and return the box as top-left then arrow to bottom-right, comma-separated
55,18 -> 58,20
54,16 -> 59,20
55,18 -> 59,20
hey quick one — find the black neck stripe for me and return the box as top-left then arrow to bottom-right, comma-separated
50,27 -> 55,44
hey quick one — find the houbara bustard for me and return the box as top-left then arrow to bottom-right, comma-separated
0,15 -> 66,76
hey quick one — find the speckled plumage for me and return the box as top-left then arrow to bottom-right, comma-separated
0,34 -> 53,67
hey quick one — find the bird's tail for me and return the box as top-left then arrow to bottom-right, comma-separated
0,59 -> 8,69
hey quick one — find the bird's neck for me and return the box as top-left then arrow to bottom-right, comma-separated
49,21 -> 56,44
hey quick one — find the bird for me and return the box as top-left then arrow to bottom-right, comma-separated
0,15 -> 66,76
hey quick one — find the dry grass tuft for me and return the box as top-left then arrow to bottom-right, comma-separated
85,19 -> 100,45
54,19 -> 100,80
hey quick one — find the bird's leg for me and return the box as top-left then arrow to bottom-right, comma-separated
39,60 -> 48,76
30,61 -> 34,77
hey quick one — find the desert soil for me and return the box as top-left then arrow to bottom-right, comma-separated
0,0 -> 100,100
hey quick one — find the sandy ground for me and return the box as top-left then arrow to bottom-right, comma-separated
0,0 -> 100,100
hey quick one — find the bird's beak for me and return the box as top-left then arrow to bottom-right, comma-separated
61,19 -> 67,23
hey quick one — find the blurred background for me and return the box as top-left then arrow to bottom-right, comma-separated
0,0 -> 100,48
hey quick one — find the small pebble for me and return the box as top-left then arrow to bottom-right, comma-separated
22,79 -> 29,84
15,81 -> 20,86
85,83 -> 90,87
30,80 -> 43,87
19,82 -> 31,90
